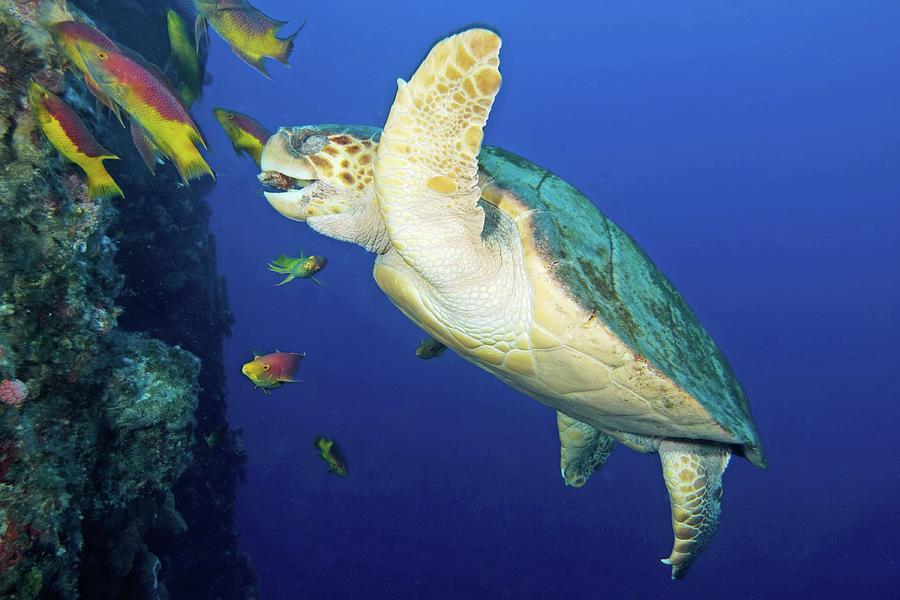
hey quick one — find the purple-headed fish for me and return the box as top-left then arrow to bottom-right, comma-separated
75,39 -> 213,183
193,0 -> 301,78
241,351 -> 304,393
28,81 -> 123,201
212,108 -> 270,166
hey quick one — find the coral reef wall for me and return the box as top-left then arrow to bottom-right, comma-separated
0,1 -> 254,598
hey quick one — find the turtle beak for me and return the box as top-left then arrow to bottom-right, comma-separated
259,127 -> 320,221
262,188 -> 310,222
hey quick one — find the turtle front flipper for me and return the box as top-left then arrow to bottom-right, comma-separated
375,29 -> 502,281
658,439 -> 731,579
557,412 -> 614,488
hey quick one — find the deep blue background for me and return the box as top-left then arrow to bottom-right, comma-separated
190,1 -> 900,597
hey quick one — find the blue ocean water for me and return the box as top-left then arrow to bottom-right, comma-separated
194,1 -> 900,597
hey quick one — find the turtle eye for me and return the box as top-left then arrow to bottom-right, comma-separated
263,364 -> 271,371
285,129 -> 328,156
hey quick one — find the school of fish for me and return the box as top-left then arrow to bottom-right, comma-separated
32,0 -> 300,197
33,0 -> 349,474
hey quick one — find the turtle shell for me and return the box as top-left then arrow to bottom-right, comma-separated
476,146 -> 765,467
291,125 -> 765,466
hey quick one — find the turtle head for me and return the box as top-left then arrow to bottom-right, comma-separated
259,125 -> 390,252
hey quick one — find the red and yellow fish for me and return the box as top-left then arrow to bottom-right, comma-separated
74,39 -> 213,184
47,19 -> 124,125
213,108 -> 270,166
241,351 -> 304,393
193,0 -> 301,78
28,81 -> 123,201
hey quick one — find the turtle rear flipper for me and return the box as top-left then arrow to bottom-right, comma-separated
658,439 -> 731,579
557,412 -> 614,488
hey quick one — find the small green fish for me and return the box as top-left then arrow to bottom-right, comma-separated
314,435 -> 348,476
205,423 -> 227,449
267,251 -> 326,286
415,336 -> 447,360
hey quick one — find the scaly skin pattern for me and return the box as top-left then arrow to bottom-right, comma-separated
28,82 -> 123,200
213,108 -> 270,166
373,31 -> 535,367
659,440 -> 731,579
194,0 -> 297,75
557,412 -> 615,487
75,40 -> 212,183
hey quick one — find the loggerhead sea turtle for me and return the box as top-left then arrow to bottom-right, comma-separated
257,29 -> 765,579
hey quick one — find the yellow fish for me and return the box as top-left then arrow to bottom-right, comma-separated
213,108 -> 270,166
167,9 -> 203,106
314,436 -> 348,476
28,81 -> 123,201
76,39 -> 213,184
193,0 -> 302,78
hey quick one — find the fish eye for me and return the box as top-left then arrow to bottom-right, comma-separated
40,92 -> 48,99
228,114 -> 235,120
98,51 -> 107,60
263,364 -> 271,371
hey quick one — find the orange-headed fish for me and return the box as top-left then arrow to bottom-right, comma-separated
193,0 -> 302,78
75,39 -> 213,184
241,351 -> 304,393
313,436 -> 348,476
28,81 -> 123,201
213,108 -> 270,166
47,19 -> 124,125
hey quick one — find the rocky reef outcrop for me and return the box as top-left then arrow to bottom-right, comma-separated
0,1 -> 254,597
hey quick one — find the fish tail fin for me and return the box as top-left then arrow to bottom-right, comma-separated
85,161 -> 124,201
273,18 -> 305,66
231,45 -> 271,78
194,15 -> 207,54
313,436 -> 325,450
171,142 -> 214,184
